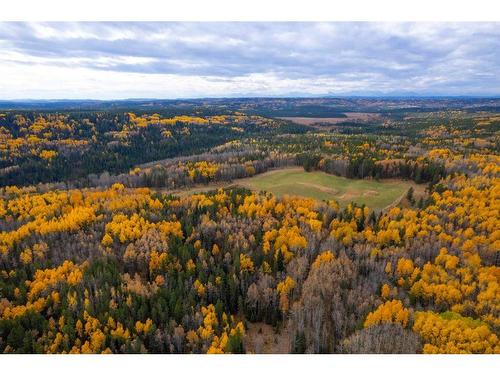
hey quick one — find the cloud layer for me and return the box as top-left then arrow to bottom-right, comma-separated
0,22 -> 499,99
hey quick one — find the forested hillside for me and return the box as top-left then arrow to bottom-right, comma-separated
0,99 -> 499,353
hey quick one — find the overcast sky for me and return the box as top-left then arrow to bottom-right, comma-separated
0,22 -> 499,99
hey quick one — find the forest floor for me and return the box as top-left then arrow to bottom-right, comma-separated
156,167 -> 426,211
243,322 -> 291,354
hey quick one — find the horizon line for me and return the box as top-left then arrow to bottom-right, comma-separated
1,94 -> 500,102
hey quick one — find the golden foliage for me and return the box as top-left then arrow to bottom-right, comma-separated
312,250 -> 335,269
413,311 -> 499,354
364,300 -> 410,328
239,253 -> 255,273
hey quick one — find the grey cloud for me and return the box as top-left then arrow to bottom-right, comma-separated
0,22 -> 499,97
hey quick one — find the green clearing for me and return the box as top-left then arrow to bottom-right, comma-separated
237,168 -> 415,210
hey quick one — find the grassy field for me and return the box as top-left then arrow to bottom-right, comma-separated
237,168 -> 417,210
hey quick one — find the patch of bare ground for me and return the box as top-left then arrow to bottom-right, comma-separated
363,189 -> 379,197
338,190 -> 362,200
244,322 -> 291,354
295,182 -> 339,194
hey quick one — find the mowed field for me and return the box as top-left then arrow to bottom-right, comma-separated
237,168 -> 417,210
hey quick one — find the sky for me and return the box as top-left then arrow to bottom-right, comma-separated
0,22 -> 499,99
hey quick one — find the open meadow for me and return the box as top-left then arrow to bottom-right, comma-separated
237,168 -> 418,210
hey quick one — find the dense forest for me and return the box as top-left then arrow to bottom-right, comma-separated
0,99 -> 499,353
